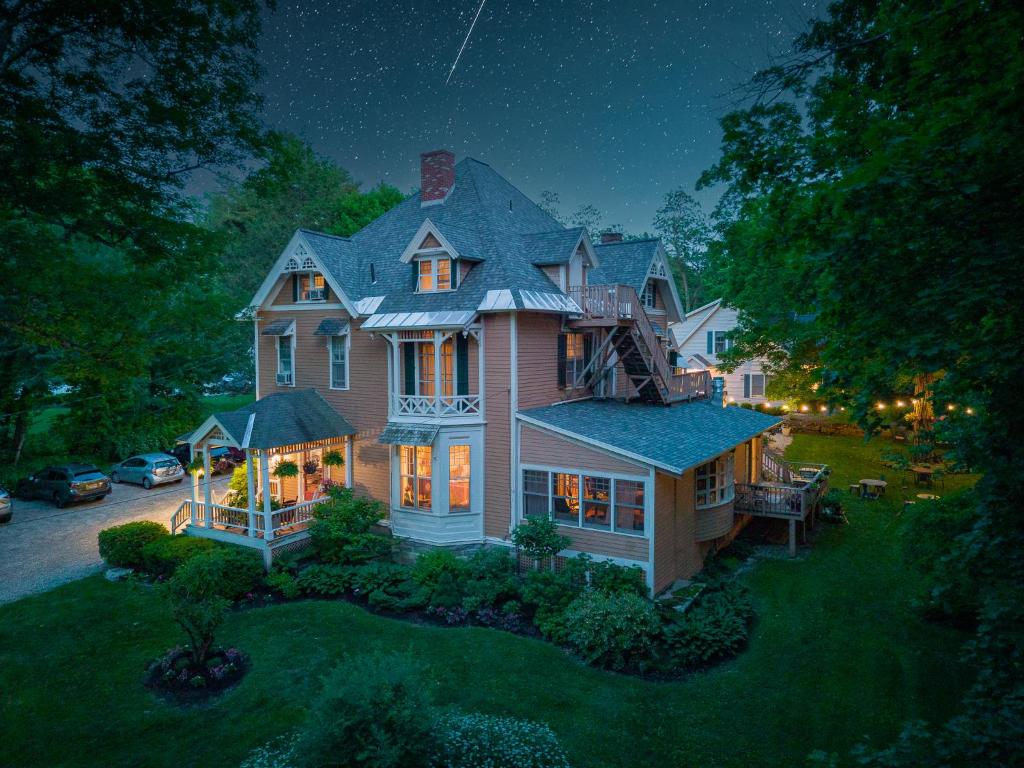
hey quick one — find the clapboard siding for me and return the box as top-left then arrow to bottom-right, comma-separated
653,472 -> 677,593
517,312 -> 574,408
695,500 -> 735,542
483,313 -> 512,539
257,309 -> 390,503
561,527 -> 648,562
519,425 -> 645,475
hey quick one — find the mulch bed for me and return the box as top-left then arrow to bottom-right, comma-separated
144,646 -> 249,705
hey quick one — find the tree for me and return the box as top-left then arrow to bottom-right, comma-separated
537,190 -> 565,224
0,0 -> 268,461
569,203 -> 604,232
702,1 -> 1024,763
652,189 -> 711,311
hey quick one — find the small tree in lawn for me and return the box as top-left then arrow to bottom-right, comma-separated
163,556 -> 231,668
511,515 -> 569,572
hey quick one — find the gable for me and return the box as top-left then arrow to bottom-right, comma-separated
249,231 -> 359,315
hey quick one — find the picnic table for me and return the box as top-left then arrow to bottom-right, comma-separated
858,478 -> 887,498
910,465 -> 935,485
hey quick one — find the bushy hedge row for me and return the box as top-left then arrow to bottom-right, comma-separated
98,521 -> 169,568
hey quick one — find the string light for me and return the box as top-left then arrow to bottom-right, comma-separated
947,404 -> 956,412
877,402 -> 886,410
966,407 -> 974,415
819,405 -> 827,412
800,404 -> 809,412
896,400 -> 905,407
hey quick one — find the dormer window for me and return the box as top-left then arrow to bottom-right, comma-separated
417,253 -> 454,292
295,272 -> 326,302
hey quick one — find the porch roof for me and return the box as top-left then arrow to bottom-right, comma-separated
377,422 -> 439,446
518,399 -> 783,476
187,389 -> 356,450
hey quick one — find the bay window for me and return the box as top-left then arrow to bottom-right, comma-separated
695,453 -> 735,508
400,445 -> 432,511
522,468 -> 646,536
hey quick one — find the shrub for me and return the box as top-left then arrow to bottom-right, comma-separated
588,559 -> 646,597
265,569 -> 300,599
350,562 -> 414,596
296,564 -> 357,596
664,583 -> 754,668
223,462 -> 250,508
98,521 -> 169,568
309,488 -> 391,564
522,568 -> 585,641
293,653 -> 439,768
162,557 -> 232,667
411,549 -> 467,591
511,515 -> 569,570
562,589 -> 661,669
189,546 -> 264,601
462,548 -> 521,611
142,535 -> 219,577
434,713 -> 571,768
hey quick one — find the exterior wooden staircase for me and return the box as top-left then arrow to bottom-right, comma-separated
567,284 -> 710,405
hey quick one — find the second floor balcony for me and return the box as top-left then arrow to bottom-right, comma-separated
393,393 -> 482,417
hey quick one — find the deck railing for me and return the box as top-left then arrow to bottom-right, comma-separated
567,284 -> 639,321
735,462 -> 830,520
669,370 -> 712,400
393,393 -> 481,417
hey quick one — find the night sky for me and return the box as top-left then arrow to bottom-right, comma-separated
255,1 -> 826,232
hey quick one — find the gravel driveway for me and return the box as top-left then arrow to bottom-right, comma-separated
0,475 -> 230,604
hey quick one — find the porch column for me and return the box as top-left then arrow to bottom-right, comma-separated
297,450 -> 306,502
189,444 -> 198,526
390,335 -> 401,415
246,454 -> 257,538
202,439 -> 212,528
788,519 -> 797,557
260,451 -> 274,541
433,330 -> 442,414
345,436 -> 353,487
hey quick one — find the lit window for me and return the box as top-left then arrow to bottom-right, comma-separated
561,332 -> 587,387
298,272 -> 326,301
399,445 -> 432,511
329,334 -> 348,390
448,445 -> 470,512
582,475 -> 611,530
418,343 -> 435,397
615,480 -> 645,532
750,374 -> 765,398
695,454 -> 735,508
551,472 -> 579,525
439,338 -> 454,397
417,255 -> 454,292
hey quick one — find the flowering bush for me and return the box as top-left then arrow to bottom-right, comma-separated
562,589 -> 661,670
145,645 -> 248,702
473,606 -> 522,632
433,713 -> 570,768
427,605 -> 469,625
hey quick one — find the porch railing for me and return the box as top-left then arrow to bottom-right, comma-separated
271,498 -> 320,535
567,283 -> 639,321
393,393 -> 481,417
669,370 -> 711,400
170,497 -> 322,538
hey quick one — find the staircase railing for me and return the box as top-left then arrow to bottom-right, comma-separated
762,450 -> 793,483
170,500 -> 192,534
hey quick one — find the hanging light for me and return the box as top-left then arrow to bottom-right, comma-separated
800,404 -> 809,412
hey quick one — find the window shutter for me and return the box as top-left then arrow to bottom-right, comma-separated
743,374 -> 751,399
557,333 -> 567,389
323,283 -> 331,301
706,330 -> 714,354
456,335 -> 469,396
403,343 -> 415,395
669,349 -> 679,367
292,274 -> 298,302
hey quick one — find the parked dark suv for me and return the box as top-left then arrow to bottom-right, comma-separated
16,464 -> 112,508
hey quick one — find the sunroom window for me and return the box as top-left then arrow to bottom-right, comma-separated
695,453 -> 735,508
522,469 -> 646,536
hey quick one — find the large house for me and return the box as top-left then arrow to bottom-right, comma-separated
671,299 -> 779,407
174,151 -> 825,593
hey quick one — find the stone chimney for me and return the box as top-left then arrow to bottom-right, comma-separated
420,150 -> 455,206
600,231 -> 624,244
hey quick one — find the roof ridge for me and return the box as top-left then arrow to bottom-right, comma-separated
594,236 -> 661,246
298,228 -> 351,242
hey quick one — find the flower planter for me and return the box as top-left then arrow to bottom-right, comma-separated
144,646 -> 248,704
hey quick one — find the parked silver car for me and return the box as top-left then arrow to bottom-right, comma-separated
111,453 -> 185,489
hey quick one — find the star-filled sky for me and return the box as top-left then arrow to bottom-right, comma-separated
255,1 -> 826,232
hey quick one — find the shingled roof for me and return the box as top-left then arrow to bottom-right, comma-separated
186,390 -> 356,451
284,159 -> 658,318
518,399 -> 782,475
588,238 -> 661,293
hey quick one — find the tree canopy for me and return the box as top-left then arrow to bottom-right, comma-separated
703,1 -> 1024,763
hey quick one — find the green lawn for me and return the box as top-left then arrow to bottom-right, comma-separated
0,434 -> 975,768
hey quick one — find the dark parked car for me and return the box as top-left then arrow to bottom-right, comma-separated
0,486 -> 11,524
16,464 -> 112,508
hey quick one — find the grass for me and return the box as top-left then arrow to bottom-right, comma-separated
0,434 -> 975,767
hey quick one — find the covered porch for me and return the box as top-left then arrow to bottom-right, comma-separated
170,389 -> 356,566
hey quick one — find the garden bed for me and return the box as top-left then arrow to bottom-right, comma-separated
144,646 -> 249,704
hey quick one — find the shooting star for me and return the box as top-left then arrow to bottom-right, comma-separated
446,0 -> 487,85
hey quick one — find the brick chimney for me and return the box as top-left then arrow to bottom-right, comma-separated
420,149 -> 455,205
601,231 -> 624,244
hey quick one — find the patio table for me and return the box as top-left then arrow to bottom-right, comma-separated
910,465 -> 935,485
858,479 -> 887,498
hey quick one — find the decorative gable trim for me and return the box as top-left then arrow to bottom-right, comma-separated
399,219 -> 461,264
673,299 -> 723,347
248,230 -> 359,316
576,231 -> 600,268
639,243 -> 685,320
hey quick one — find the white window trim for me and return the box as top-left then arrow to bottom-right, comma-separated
520,463 -> 649,537
408,335 -> 457,397
448,444 -> 471,514
713,330 -> 733,355
415,251 -> 456,293
641,281 -> 657,309
695,453 -> 735,509
398,444 -> 433,512
328,332 -> 350,391
276,334 -> 295,387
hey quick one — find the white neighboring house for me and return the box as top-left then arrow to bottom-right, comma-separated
671,299 -> 778,406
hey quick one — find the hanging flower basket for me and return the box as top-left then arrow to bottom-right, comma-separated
322,450 -> 345,468
272,460 -> 299,479
302,457 -> 320,475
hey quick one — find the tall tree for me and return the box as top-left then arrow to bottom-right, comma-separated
569,203 -> 604,232
0,0 -> 268,461
702,1 -> 1024,763
537,190 -> 565,224
652,189 -> 711,311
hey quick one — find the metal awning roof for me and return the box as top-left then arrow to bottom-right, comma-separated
361,311 -> 475,331
378,422 -> 440,446
313,318 -> 350,336
261,318 -> 294,336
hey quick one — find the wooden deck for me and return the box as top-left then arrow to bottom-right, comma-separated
734,459 -> 830,556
